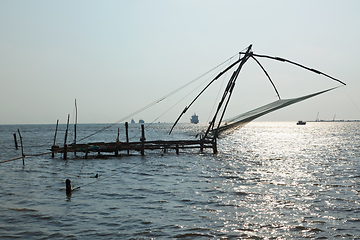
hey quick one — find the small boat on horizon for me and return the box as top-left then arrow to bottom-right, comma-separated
297,120 -> 306,125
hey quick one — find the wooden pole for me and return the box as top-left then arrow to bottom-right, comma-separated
85,144 -> 88,159
125,122 -> 129,155
13,133 -> 18,150
115,127 -> 119,156
74,99 -> 77,156
66,179 -> 71,196
176,144 -> 179,155
52,119 -> 59,158
17,129 -> 24,165
203,45 -> 253,139
140,124 -> 145,156
64,114 -> 70,160
212,138 -> 218,154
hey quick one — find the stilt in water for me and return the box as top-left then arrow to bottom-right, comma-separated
115,127 -> 119,156
74,99 -> 77,156
212,138 -> 218,154
52,119 -> 59,158
64,114 -> 70,160
125,122 -> 129,155
85,144 -> 89,159
66,179 -> 72,196
140,124 -> 145,156
17,129 -> 24,165
13,133 -> 18,150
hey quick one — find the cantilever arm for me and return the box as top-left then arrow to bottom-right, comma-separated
249,53 -> 346,86
251,55 -> 281,100
168,55 -> 245,135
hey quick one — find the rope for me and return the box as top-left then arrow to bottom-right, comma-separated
25,151 -> 53,156
0,156 -> 24,163
18,144 -> 51,148
342,87 -> 360,115
207,58 -> 234,123
0,151 -> 53,164
77,159 -> 86,177
144,71 -> 219,133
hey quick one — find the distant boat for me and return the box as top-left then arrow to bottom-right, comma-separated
139,119 -> 144,123
190,114 -> 199,124
131,119 -> 135,123
297,120 -> 306,125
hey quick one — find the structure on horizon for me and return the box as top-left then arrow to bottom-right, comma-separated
190,114 -> 199,124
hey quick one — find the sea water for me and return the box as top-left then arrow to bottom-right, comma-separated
0,122 -> 359,239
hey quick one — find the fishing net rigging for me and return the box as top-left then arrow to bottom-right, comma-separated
215,87 -> 339,136
169,44 -> 346,139
77,53 -> 240,142
77,44 -> 346,141
2,45 -> 347,163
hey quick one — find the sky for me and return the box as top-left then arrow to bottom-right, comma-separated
1,0 -> 360,125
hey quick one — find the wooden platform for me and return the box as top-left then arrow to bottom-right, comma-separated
52,139 -> 217,159
51,123 -> 217,159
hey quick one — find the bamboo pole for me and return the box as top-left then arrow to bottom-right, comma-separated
66,179 -> 71,196
13,133 -> 18,150
140,124 -> 145,156
74,99 -> 77,156
115,127 -> 119,156
212,138 -> 218,154
64,114 -> 70,160
125,122 -> 129,155
52,119 -> 59,158
85,144 -> 88,159
200,137 -> 204,153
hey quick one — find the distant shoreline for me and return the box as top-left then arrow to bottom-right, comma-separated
307,120 -> 360,122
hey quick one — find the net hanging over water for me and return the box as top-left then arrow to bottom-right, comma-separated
170,45 -> 346,139
216,87 -> 338,135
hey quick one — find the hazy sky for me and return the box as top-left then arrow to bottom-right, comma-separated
1,0 -> 360,125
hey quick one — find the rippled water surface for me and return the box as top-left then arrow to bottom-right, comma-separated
0,122 -> 359,239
